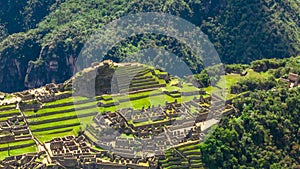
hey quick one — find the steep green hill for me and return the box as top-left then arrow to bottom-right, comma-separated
160,56 -> 300,168
0,0 -> 299,92
0,0 -> 63,34
203,0 -> 300,63
201,87 -> 300,168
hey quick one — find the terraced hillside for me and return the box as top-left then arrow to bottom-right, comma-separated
0,61 -> 228,164
160,142 -> 203,169
1,60 -> 275,167
0,103 -> 37,161
23,96 -> 97,143
112,63 -> 168,93
0,62 -> 201,160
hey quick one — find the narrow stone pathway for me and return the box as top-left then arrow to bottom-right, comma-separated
17,102 -> 52,164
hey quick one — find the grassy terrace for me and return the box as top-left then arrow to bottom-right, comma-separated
25,99 -> 96,117
101,93 -> 197,111
204,69 -> 272,99
118,72 -> 167,93
0,103 -> 36,160
0,109 -> 20,116
0,139 -> 35,149
161,143 -> 203,169
0,104 -> 19,122
24,69 -> 191,143
0,139 -> 37,161
36,129 -> 80,143
0,104 -> 16,111
98,82 -> 201,110
22,96 -> 97,143
43,96 -> 89,107
32,116 -> 94,143
0,145 -> 37,161
27,107 -> 98,123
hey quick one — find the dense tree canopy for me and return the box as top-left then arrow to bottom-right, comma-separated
0,0 -> 299,92
201,87 -> 300,168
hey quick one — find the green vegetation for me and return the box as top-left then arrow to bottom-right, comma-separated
160,56 -> 300,168
161,143 -> 202,169
1,0 -> 299,92
0,140 -> 35,149
44,96 -> 89,106
200,87 -> 300,168
0,145 -> 37,161
1,53 -> 300,169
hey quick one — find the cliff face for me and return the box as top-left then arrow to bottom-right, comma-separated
71,60 -> 117,97
24,44 -> 77,90
0,0 -> 299,93
0,0 -> 64,92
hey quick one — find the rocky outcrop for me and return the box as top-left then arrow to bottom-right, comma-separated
72,60 -> 116,97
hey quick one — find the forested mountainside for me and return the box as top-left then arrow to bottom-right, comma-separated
0,0 -> 299,92
160,56 -> 300,169
201,87 -> 300,168
0,0 -> 64,37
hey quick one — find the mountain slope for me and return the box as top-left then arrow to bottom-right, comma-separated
201,87 -> 300,168
203,0 -> 300,63
0,0 -> 299,92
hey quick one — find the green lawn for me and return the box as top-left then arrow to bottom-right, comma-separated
99,87 -> 201,111
0,109 -> 19,115
210,69 -> 273,101
31,115 -> 94,143
115,94 -> 175,110
216,74 -> 241,89
0,145 -> 37,161
27,107 -> 98,123
25,100 -> 97,117
120,133 -> 135,139
181,84 -> 200,93
247,69 -> 271,78
44,96 -> 89,107
0,139 -> 35,149
36,129 -> 80,143
30,114 -> 94,130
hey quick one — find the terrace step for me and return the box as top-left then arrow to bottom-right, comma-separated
42,98 -> 94,109
26,104 -> 97,118
14,135 -> 32,140
0,142 -> 36,152
31,123 -> 81,132
28,112 -> 97,125
0,105 -> 16,112
117,80 -> 158,90
0,112 -> 20,118
130,81 -> 159,88
114,69 -> 148,77
131,77 -> 157,84
125,84 -> 166,92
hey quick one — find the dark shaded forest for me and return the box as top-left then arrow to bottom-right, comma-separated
0,0 -> 299,93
